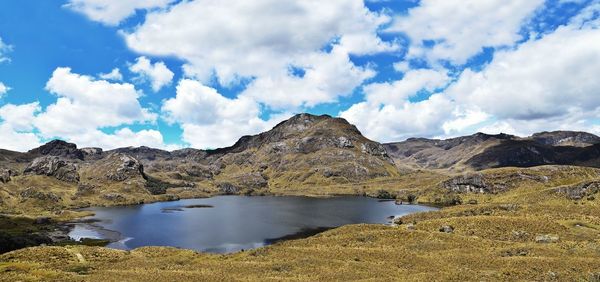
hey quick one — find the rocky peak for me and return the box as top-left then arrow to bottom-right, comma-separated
530,131 -> 600,147
28,140 -> 84,160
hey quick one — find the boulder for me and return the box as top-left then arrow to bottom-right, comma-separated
24,156 -> 80,183
0,168 -> 11,183
439,225 -> 455,233
105,154 -> 145,181
535,234 -> 559,243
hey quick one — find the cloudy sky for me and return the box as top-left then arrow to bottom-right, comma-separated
0,0 -> 599,151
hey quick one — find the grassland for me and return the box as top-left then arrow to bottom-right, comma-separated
1,165 -> 600,281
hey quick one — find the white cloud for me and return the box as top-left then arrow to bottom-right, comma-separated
129,56 -> 174,92
64,0 -> 174,26
389,0 -> 544,64
0,124 -> 42,152
0,102 -> 40,131
361,68 -> 449,107
341,94 -> 454,142
124,0 -> 395,109
0,82 -> 10,97
240,46 -> 376,109
162,79 -> 291,148
99,68 -> 123,81
448,25 -> 600,121
20,67 -> 168,149
0,103 -> 42,152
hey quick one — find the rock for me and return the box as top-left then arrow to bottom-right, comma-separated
76,183 -> 96,196
24,156 -> 80,183
376,190 -> 394,199
19,187 -> 61,202
105,153 -> 145,181
28,140 -> 84,160
232,172 -> 269,189
102,193 -> 125,202
0,168 -> 11,183
443,173 -> 488,193
217,182 -> 239,195
336,136 -> 354,148
555,181 -> 600,200
406,223 -> 416,231
467,199 -> 478,205
81,147 -> 103,155
360,142 -> 388,157
535,234 -> 559,243
439,225 -> 454,233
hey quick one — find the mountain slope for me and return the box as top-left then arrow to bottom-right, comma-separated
384,131 -> 600,171
0,114 -> 398,213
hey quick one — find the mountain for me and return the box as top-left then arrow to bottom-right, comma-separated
0,114 -> 397,213
384,131 -> 600,171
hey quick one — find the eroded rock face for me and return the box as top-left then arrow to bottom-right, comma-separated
28,140 -> 84,160
24,156 -> 80,183
443,174 -> 490,193
555,181 -> 600,200
105,154 -> 145,181
0,168 -> 11,183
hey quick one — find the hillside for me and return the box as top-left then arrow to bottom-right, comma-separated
0,114 -> 398,215
384,131 -> 600,171
2,165 -> 600,281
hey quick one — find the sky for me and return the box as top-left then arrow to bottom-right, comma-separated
0,0 -> 599,151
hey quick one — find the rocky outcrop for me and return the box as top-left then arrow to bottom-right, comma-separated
104,154 -> 146,181
442,171 -> 550,194
217,182 -> 239,195
27,140 -> 84,160
443,173 -> 492,193
23,156 -> 80,183
555,181 -> 600,200
231,172 -> 269,189
19,187 -> 61,202
530,131 -> 600,147
0,169 -> 11,184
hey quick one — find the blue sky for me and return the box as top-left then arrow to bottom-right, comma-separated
0,0 -> 599,151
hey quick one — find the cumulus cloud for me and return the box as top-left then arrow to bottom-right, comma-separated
11,67 -> 173,150
0,103 -> 42,151
64,0 -> 174,26
447,25 -> 600,122
340,68 -> 451,141
162,79 -> 291,148
129,56 -> 174,92
125,0 -> 395,109
240,46 -> 376,109
389,0 -> 544,64
99,68 -> 123,81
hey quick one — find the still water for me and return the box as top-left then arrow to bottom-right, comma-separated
70,196 -> 436,253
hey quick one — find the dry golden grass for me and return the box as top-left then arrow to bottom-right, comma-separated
1,165 -> 600,281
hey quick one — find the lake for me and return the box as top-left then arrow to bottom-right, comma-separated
69,196 -> 436,253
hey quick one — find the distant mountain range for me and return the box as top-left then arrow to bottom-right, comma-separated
384,130 -> 600,171
1,113 -> 599,211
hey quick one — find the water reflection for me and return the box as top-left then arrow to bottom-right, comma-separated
70,196 -> 436,254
